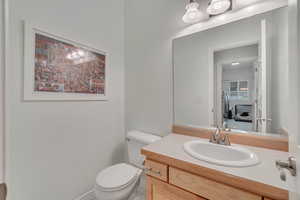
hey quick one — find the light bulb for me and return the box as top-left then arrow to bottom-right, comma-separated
207,0 -> 231,15
66,54 -> 72,59
231,62 -> 240,66
72,52 -> 78,58
182,1 -> 205,24
78,50 -> 85,57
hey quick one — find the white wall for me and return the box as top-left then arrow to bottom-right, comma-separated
0,0 -> 5,184
214,45 -> 258,65
287,0 -> 300,196
125,0 -> 186,135
6,1 -> 125,200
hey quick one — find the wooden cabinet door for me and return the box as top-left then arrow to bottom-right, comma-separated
169,167 -> 261,200
147,176 -> 205,200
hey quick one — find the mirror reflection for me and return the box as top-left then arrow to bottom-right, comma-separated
214,44 -> 259,133
173,7 -> 288,135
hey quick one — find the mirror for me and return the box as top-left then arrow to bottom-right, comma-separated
173,7 -> 288,136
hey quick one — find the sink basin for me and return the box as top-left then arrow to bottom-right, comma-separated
183,140 -> 259,167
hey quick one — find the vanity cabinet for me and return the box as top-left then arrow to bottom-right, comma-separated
169,167 -> 261,200
145,159 -> 283,200
144,159 -> 168,182
147,176 -> 205,200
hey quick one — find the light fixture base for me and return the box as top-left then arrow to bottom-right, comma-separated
182,0 -> 205,24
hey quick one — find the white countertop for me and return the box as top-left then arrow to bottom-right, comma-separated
143,133 -> 295,191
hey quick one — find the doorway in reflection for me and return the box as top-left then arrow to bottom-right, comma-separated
222,63 -> 256,132
214,44 -> 260,132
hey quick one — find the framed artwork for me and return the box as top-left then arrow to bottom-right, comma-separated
24,21 -> 108,101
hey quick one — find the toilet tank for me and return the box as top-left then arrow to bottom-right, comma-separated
127,130 -> 161,168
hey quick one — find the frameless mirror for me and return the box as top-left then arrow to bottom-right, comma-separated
173,7 -> 288,136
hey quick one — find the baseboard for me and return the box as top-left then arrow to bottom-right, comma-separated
74,190 -> 95,200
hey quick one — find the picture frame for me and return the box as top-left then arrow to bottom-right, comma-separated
23,21 -> 109,101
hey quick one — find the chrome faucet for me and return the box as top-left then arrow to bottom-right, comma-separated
219,134 -> 231,146
209,126 -> 231,146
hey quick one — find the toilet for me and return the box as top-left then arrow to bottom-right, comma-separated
94,130 -> 161,200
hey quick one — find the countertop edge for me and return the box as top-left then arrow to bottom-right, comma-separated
141,148 -> 288,200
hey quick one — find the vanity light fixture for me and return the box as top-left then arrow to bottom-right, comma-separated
207,0 -> 231,16
182,0 -> 205,24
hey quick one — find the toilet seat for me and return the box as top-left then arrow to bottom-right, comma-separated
96,163 -> 142,192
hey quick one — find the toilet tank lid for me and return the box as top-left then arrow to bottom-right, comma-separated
127,130 -> 161,144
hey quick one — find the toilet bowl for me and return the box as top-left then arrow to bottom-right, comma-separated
94,163 -> 143,200
94,131 -> 161,200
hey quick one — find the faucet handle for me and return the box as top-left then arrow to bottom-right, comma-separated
215,126 -> 221,134
220,134 -> 231,146
209,133 -> 216,143
209,126 -> 222,144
